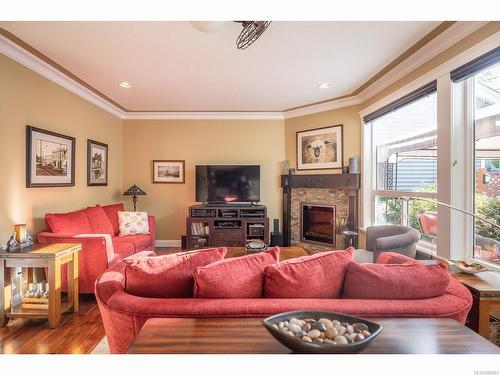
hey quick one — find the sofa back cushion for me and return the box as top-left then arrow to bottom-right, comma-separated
102,203 -> 125,236
376,251 -> 421,265
193,247 -> 280,298
264,247 -> 354,299
45,209 -> 92,235
124,247 -> 227,298
342,261 -> 450,300
85,205 -> 115,236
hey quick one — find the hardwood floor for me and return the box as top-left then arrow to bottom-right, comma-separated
0,294 -> 104,354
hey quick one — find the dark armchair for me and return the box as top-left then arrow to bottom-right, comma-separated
366,225 -> 421,262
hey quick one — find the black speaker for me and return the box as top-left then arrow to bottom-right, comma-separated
181,235 -> 187,250
271,233 -> 284,247
273,218 -> 280,234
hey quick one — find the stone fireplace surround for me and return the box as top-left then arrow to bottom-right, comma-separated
281,174 -> 360,254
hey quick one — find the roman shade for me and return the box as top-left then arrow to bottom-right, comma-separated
363,80 -> 437,124
450,46 -> 500,82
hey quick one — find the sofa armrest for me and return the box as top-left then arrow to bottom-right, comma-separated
37,232 -> 116,273
374,230 -> 420,251
148,215 -> 156,248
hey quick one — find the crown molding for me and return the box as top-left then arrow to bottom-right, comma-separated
283,96 -> 362,119
0,34 -> 125,119
356,21 -> 489,102
0,21 -> 493,122
359,31 -> 500,119
122,111 -> 285,120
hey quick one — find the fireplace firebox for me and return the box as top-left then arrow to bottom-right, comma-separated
301,204 -> 336,246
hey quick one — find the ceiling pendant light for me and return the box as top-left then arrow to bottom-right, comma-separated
235,21 -> 272,50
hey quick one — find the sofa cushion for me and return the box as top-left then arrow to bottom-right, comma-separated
124,247 -> 227,298
118,211 -> 150,236
376,252 -> 421,265
342,261 -> 450,300
193,247 -> 280,298
113,234 -> 151,252
111,238 -> 136,259
264,247 -> 354,299
102,203 -> 125,236
45,209 -> 92,235
85,205 -> 115,236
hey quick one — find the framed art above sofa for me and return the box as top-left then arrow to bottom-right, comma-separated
87,139 -> 108,186
26,125 -> 76,188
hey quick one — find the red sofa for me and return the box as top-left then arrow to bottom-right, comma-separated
95,251 -> 472,354
38,203 -> 156,293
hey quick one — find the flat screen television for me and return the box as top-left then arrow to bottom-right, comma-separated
196,165 -> 260,203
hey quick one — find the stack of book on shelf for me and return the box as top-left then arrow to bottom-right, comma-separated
191,222 -> 209,236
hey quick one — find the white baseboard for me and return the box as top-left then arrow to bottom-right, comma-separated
155,240 -> 182,248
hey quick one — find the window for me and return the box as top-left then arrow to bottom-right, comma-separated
365,88 -> 438,255
472,62 -> 500,266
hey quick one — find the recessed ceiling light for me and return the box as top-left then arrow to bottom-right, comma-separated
119,81 -> 132,88
318,82 -> 331,89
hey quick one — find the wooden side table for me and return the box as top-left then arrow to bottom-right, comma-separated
0,243 -> 81,328
451,269 -> 500,340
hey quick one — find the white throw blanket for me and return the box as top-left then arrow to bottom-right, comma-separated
74,234 -> 116,264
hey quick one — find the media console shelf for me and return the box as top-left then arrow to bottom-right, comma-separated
186,204 -> 269,250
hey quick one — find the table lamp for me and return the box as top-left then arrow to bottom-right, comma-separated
123,184 -> 147,211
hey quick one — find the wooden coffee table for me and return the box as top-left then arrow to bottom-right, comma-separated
127,317 -> 500,354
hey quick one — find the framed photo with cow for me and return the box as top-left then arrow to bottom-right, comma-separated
296,124 -> 343,170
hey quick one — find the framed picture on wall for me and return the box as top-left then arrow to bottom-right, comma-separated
26,125 -> 76,188
152,160 -> 185,183
87,139 -> 108,186
296,124 -> 343,170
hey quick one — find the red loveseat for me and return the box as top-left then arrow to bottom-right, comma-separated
38,203 -> 156,293
95,251 -> 472,354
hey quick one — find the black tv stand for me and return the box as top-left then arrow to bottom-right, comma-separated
186,204 -> 269,249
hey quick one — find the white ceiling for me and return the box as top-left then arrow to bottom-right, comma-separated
0,21 -> 440,111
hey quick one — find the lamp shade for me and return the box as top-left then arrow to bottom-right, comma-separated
123,184 -> 147,196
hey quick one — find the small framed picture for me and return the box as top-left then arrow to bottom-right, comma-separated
296,124 -> 343,170
153,160 -> 185,184
87,139 -> 108,186
26,125 -> 75,188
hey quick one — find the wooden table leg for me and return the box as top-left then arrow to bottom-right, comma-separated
48,258 -> 61,328
478,299 -> 491,339
0,260 -> 5,328
67,252 -> 79,313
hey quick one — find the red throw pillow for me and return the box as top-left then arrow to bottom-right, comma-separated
342,261 -> 450,300
264,247 -> 355,299
102,203 -> 125,236
193,247 -> 280,298
376,252 -> 421,265
85,205 -> 114,236
45,209 -> 92,235
124,247 -> 227,298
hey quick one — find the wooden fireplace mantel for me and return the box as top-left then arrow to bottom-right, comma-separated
280,173 -> 360,247
281,173 -> 360,191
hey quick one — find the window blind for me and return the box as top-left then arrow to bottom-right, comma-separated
450,46 -> 500,82
363,80 -> 437,124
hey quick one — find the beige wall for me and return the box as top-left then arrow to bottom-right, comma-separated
123,120 -> 285,241
284,105 -> 362,175
0,54 -> 123,246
